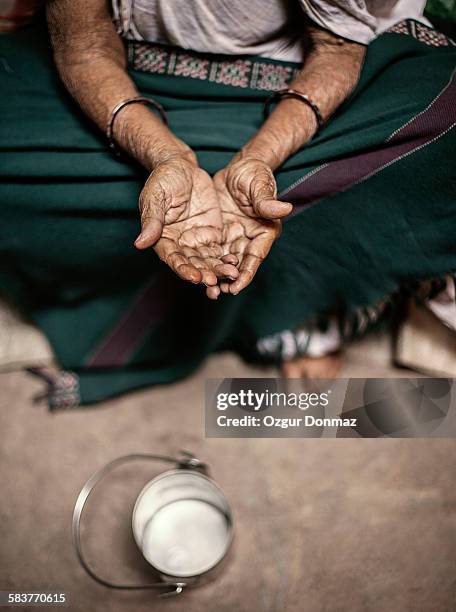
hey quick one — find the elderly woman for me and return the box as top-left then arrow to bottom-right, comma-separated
0,1 -> 455,406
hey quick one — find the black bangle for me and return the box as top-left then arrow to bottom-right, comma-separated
106,96 -> 168,156
263,88 -> 324,131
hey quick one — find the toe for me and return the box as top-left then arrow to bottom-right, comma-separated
282,361 -> 302,379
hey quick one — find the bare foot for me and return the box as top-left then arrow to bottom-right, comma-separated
282,352 -> 342,379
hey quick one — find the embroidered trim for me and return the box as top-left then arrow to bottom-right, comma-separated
128,42 -> 299,91
28,367 -> 80,410
386,20 -> 455,47
127,20 -> 454,90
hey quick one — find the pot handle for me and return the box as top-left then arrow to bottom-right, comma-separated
72,451 -> 208,597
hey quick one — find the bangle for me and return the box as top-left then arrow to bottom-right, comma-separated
106,96 -> 168,155
263,88 -> 324,131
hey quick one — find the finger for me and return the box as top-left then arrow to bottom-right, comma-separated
228,231 -> 277,293
134,218 -> 164,249
167,251 -> 190,272
255,199 -> 293,220
220,282 -> 231,293
229,254 -> 262,294
155,241 -> 201,283
135,175 -> 169,248
187,255 -> 218,286
246,165 -> 292,219
201,269 -> 218,287
188,253 -> 238,282
135,190 -> 166,248
175,263 -> 202,284
213,263 -> 239,280
206,285 -> 221,300
221,254 -> 239,266
165,251 -> 201,284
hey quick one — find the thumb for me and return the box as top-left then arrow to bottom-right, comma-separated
249,166 -> 293,219
253,198 -> 293,219
134,198 -> 165,250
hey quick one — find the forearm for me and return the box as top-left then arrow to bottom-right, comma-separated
46,0 -> 194,171
236,24 -> 366,171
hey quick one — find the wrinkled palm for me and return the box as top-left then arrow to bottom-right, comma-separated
214,168 -> 282,295
137,159 -> 239,295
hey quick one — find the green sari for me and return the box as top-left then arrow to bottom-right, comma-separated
0,18 -> 455,407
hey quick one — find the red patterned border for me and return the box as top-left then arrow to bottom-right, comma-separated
128,42 -> 299,91
387,19 -> 455,47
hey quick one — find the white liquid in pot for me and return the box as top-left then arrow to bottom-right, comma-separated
141,499 -> 230,576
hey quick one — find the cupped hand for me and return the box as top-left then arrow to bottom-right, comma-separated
135,156 -> 239,298
212,158 -> 293,297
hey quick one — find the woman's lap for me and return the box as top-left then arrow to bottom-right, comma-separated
0,18 -> 455,404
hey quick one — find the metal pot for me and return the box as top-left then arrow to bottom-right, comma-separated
73,452 -> 233,596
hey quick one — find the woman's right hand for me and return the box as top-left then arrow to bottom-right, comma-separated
135,155 -> 239,296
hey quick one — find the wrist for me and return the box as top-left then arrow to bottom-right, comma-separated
234,142 -> 286,172
275,97 -> 320,134
149,141 -> 197,171
271,97 -> 318,151
236,99 -> 317,171
112,103 -> 196,170
231,147 -> 277,172
227,154 -> 270,173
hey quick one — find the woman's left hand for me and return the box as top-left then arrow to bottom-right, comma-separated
211,159 -> 293,297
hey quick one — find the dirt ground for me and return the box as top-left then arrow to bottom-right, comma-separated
0,340 -> 455,612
